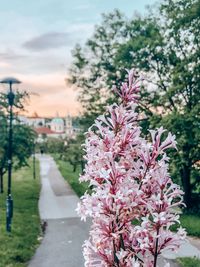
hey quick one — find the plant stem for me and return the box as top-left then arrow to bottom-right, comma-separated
120,233 -> 125,250
139,163 -> 150,190
153,228 -> 160,267
113,240 -> 120,267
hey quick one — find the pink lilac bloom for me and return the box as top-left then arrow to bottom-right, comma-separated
77,69 -> 186,267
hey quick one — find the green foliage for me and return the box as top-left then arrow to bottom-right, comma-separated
12,124 -> 36,169
177,257 -> 200,267
0,159 -> 41,267
0,112 -> 7,172
69,0 -> 200,210
69,10 -> 127,130
0,92 -> 36,193
61,134 -> 85,172
0,115 -> 35,168
0,90 -> 29,111
45,137 -> 65,154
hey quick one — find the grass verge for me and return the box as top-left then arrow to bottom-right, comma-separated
171,213 -> 200,237
0,159 -> 41,267
179,214 -> 200,237
53,154 -> 89,197
177,257 -> 200,267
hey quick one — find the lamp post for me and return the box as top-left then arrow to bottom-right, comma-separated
33,141 -> 36,179
0,77 -> 21,232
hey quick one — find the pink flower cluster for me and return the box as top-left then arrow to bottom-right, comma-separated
77,69 -> 186,267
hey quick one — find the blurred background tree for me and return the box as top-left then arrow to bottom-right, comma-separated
69,0 -> 200,210
0,92 -> 36,193
69,10 -> 127,130
45,137 -> 65,155
61,134 -> 85,172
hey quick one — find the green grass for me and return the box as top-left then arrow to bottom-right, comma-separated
171,213 -> 200,237
0,159 -> 41,267
177,257 -> 200,267
53,154 -> 89,197
180,214 -> 200,237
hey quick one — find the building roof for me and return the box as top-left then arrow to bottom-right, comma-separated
51,117 -> 64,124
35,127 -> 56,134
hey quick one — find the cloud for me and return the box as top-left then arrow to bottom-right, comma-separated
23,32 -> 72,51
0,49 -> 27,61
23,22 -> 94,52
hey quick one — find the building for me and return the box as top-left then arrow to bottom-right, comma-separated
50,115 -> 65,133
25,112 -> 45,127
18,112 -> 80,142
34,126 -> 66,142
65,114 -> 74,136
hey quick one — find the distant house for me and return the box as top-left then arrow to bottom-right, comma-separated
18,112 -> 45,127
27,112 -> 45,127
34,126 -> 66,143
18,111 -> 81,142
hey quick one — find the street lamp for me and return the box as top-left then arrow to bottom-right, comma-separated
0,77 -> 21,232
33,140 -> 36,179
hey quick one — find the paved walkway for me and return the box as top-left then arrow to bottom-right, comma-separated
28,155 -> 90,267
162,239 -> 200,260
28,154 -> 200,267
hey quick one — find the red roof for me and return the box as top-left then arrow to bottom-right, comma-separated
34,127 -> 65,135
35,127 -> 55,134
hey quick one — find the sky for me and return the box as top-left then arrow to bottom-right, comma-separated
0,0 -> 156,117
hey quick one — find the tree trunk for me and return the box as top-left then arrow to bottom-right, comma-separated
81,160 -> 84,172
180,164 -> 192,209
73,164 -> 77,173
0,169 -> 4,194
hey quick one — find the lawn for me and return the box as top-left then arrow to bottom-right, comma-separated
0,159 -> 41,267
171,213 -> 200,238
53,154 -> 89,197
175,215 -> 200,266
180,214 -> 200,237
177,257 -> 200,267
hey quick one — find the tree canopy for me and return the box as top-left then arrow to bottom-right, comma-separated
69,0 -> 200,210
0,91 -> 36,193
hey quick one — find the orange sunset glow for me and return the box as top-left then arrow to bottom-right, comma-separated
0,1 -> 155,117
17,73 -> 80,117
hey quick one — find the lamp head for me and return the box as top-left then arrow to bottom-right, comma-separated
0,77 -> 21,85
0,77 -> 21,105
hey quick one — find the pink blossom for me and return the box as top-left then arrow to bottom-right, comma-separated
77,69 -> 186,267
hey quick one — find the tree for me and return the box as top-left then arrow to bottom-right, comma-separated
69,0 -> 200,210
158,0 -> 200,209
62,134 -> 85,172
0,92 -> 36,193
69,10 -> 127,130
45,137 -> 65,155
0,111 -> 8,192
118,0 -> 200,209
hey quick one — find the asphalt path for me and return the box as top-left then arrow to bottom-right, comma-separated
28,155 -> 90,267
